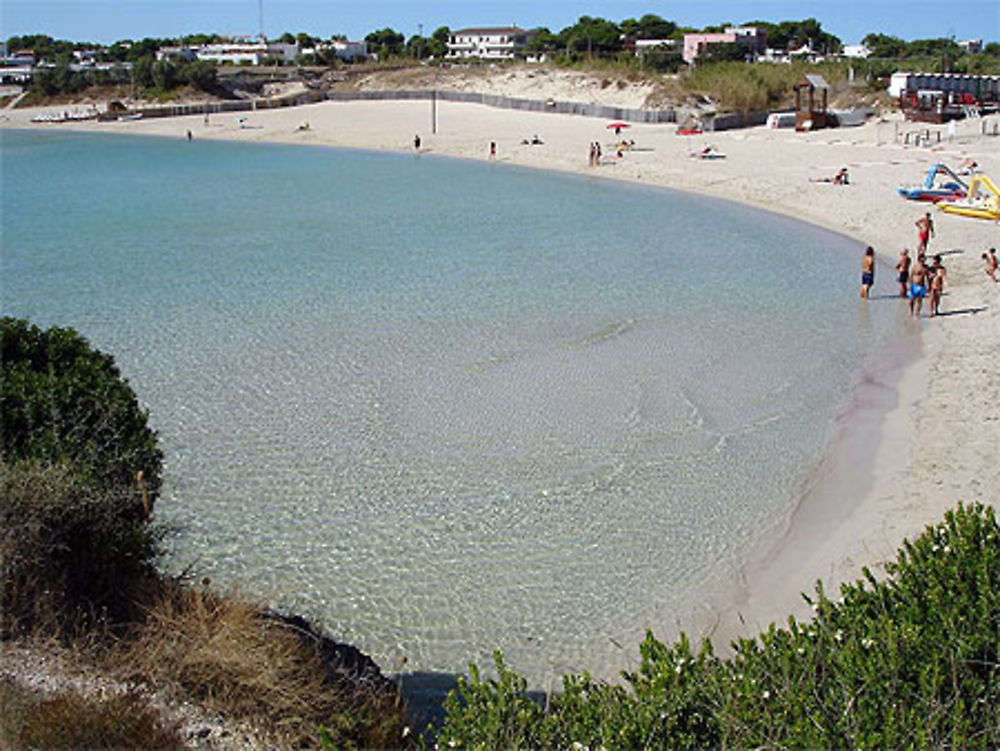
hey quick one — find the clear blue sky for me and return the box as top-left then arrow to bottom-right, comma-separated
2,0 -> 998,46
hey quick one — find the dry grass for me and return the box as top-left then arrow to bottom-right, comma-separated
0,675 -> 183,750
1,459 -> 163,640
2,457 -> 408,748
120,582 -> 409,748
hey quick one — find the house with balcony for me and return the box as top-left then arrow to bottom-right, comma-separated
682,26 -> 766,64
447,26 -> 534,60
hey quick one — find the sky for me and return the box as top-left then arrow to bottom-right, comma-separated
2,0 -> 998,47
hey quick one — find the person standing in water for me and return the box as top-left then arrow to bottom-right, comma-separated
413,134 -> 421,151
860,246 -> 875,299
908,255 -> 928,318
896,249 -> 911,298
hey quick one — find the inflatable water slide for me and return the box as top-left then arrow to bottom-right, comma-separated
939,175 -> 1000,220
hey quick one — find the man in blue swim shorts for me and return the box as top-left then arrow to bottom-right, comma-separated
908,256 -> 928,318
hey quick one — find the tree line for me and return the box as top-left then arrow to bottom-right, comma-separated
10,17 -> 998,66
8,17 -> 1000,99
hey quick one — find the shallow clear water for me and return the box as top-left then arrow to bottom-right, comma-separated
2,129 -> 903,683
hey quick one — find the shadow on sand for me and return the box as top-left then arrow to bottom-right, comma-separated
932,306 -> 988,318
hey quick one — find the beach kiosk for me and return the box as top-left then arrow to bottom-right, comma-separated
793,74 -> 830,131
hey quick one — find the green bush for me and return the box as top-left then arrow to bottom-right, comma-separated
433,503 -> 1000,748
683,60 -> 848,113
1,317 -> 164,635
1,317 -> 163,505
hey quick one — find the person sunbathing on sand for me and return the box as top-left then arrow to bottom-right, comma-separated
812,167 -> 849,184
959,158 -> 978,175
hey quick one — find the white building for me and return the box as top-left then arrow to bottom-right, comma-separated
195,39 -> 299,66
0,66 -> 32,84
156,46 -> 198,62
330,40 -> 367,61
841,44 -> 872,59
888,71 -> 1000,99
447,26 -> 534,60
302,39 -> 369,62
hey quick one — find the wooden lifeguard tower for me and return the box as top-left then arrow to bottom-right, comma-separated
793,74 -> 831,131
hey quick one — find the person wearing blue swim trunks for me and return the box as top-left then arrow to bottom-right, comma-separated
860,246 -> 875,299
908,256 -> 928,318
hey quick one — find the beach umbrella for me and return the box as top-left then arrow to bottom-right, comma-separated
607,122 -> 630,130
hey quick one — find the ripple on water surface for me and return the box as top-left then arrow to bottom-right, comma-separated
0,131 -> 906,683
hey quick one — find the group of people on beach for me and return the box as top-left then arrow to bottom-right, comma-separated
862,210 -> 995,318
859,212 -> 939,317
893,246 -> 947,318
588,141 -> 603,166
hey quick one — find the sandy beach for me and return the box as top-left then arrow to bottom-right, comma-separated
4,92 -> 998,652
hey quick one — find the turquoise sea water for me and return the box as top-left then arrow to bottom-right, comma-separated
1,129 -> 906,684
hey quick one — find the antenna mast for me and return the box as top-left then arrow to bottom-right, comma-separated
258,0 -> 264,41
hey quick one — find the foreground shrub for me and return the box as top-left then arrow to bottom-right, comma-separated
0,459 -> 163,637
0,675 -> 183,750
1,316 -> 163,505
434,503 -> 1000,749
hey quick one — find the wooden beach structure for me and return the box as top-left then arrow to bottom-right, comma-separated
793,74 -> 830,131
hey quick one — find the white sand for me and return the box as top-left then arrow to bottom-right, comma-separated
5,96 -> 998,649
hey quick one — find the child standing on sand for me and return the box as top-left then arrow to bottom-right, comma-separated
929,255 -> 946,317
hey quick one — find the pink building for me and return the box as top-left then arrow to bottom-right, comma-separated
682,26 -> 766,64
